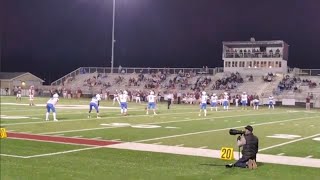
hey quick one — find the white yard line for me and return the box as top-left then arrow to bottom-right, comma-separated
2,111 -> 199,126
72,136 -> 83,138
305,155 -> 313,158
38,111 -> 294,135
134,116 -> 320,143
0,108 -> 157,116
152,142 -> 162,145
0,153 -> 28,159
175,144 -> 184,147
277,153 -> 285,156
93,137 -> 102,139
24,146 -> 105,158
259,133 -> 320,152
39,127 -> 117,135
199,146 -> 208,149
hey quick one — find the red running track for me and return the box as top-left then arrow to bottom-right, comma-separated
7,132 -> 121,146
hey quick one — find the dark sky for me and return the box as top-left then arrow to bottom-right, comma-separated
1,0 -> 320,83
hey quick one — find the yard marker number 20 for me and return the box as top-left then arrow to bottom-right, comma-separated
0,128 -> 7,138
220,147 -> 234,160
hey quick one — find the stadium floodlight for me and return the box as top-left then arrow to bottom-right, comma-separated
111,0 -> 116,74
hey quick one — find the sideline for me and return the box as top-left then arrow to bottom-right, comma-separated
108,142 -> 320,168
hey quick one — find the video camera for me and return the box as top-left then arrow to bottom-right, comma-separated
229,129 -> 245,135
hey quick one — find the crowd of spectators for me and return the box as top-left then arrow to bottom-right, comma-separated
277,75 -> 318,92
212,72 -> 243,90
83,73 -> 108,87
301,79 -> 317,88
277,75 -> 297,91
144,71 -> 168,89
114,76 -> 124,85
191,76 -> 212,91
263,72 -> 275,82
163,70 -> 196,90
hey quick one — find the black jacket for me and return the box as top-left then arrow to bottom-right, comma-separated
242,133 -> 259,158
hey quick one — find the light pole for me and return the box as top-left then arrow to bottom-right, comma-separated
110,0 -> 116,74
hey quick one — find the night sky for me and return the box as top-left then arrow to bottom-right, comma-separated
1,0 -> 320,84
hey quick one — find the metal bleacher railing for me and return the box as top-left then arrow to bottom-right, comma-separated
288,68 -> 320,76
51,67 -> 225,86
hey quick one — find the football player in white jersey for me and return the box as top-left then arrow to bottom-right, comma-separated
16,87 -> 22,102
235,94 -> 239,107
46,93 -> 59,121
223,92 -> 229,110
119,90 -> 129,115
199,91 -> 208,116
135,91 -> 141,104
29,85 -> 35,106
88,94 -> 101,118
113,90 -> 120,105
210,93 -> 218,111
146,91 -> 157,115
253,95 -> 259,110
241,92 -> 248,110
268,95 -> 274,109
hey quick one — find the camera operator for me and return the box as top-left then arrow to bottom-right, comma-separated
226,125 -> 259,169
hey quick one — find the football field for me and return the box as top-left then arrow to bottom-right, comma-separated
1,96 -> 320,180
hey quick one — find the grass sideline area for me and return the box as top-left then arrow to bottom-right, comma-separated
1,96 -> 320,179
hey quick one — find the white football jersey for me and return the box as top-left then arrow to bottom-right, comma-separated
241,94 -> 247,101
29,89 -> 34,95
211,96 -> 218,102
224,95 -> 229,101
201,95 -> 208,103
119,94 -> 128,103
47,98 -> 58,105
269,96 -> 274,102
91,97 -> 99,104
148,95 -> 156,102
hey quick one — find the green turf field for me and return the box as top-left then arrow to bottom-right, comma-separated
1,96 -> 320,180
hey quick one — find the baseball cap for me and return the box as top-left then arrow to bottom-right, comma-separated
245,125 -> 253,132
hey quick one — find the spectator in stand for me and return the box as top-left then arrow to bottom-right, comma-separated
5,88 -> 9,95
158,92 -> 162,102
118,65 -> 122,73
177,92 -> 182,104
76,88 -> 82,98
63,88 -> 67,98
306,96 -> 311,110
167,92 -> 173,109
135,91 -> 141,104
